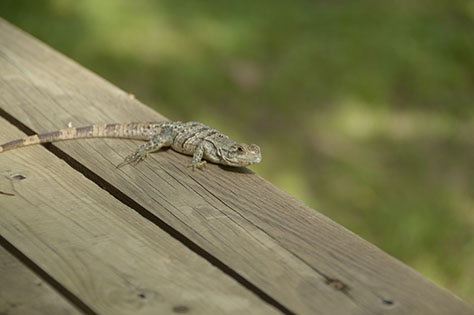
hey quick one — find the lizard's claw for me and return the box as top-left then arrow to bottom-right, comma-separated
116,149 -> 147,168
187,160 -> 207,171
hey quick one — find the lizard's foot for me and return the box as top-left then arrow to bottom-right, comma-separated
187,160 -> 207,171
116,149 -> 147,168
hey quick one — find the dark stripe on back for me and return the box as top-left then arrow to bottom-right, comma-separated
199,130 -> 218,140
180,125 -> 210,148
180,131 -> 201,149
181,129 -> 218,149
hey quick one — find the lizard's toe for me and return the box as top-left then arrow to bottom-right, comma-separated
116,159 -> 130,168
116,151 -> 146,168
187,160 -> 207,171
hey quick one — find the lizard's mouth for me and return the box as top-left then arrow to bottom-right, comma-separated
251,155 -> 262,164
224,154 -> 262,167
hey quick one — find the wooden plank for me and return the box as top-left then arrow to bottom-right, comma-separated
0,245 -> 82,315
0,117 -> 279,314
0,18 -> 472,315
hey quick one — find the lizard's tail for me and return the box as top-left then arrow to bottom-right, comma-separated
0,122 -> 161,153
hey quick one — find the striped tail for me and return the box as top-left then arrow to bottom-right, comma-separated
0,122 -> 161,153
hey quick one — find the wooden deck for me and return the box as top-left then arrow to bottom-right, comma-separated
0,18 -> 472,315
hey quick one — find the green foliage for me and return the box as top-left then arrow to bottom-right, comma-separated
2,0 -> 473,302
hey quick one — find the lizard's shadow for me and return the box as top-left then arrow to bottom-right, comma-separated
218,165 -> 255,174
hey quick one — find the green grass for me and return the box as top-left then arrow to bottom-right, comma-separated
2,0 -> 473,302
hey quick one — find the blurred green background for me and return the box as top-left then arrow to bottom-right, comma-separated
2,0 -> 473,303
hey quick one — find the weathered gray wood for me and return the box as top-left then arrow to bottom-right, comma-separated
0,246 -> 82,315
0,18 -> 472,314
0,118 -> 279,314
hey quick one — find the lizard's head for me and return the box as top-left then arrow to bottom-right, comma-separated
220,143 -> 262,167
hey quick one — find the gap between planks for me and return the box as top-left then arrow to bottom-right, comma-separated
0,234 -> 96,315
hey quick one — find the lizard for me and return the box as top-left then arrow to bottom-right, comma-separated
0,121 -> 262,170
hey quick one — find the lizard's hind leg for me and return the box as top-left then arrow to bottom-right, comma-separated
116,136 -> 171,168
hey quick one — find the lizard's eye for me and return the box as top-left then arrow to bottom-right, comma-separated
234,145 -> 244,153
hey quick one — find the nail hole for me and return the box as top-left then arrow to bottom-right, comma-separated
326,278 -> 348,291
137,293 -> 146,299
382,298 -> 394,306
173,305 -> 189,313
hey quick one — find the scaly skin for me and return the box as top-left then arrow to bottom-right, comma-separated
0,121 -> 262,170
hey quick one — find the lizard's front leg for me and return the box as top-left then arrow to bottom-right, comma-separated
187,142 -> 207,170
116,135 -> 171,168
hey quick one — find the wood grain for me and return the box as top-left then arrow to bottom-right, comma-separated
0,18 -> 472,314
0,117 -> 279,314
0,245 -> 82,315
